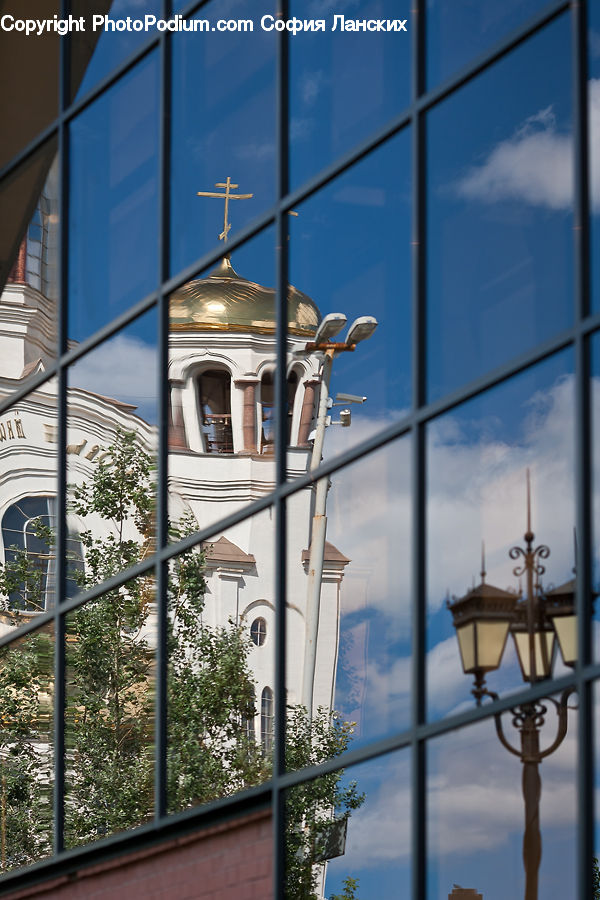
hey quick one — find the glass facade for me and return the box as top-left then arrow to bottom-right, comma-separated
0,1 -> 596,898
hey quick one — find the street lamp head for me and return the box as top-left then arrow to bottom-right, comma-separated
545,579 -> 577,668
314,312 -> 347,344
511,604 -> 556,682
345,316 -> 378,345
447,582 -> 518,701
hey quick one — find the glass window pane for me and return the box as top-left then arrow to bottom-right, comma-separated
287,435 -> 411,766
0,142 -> 59,377
67,310 -> 158,594
289,131 -> 411,467
0,11 -> 59,171
167,507 -> 274,815
289,0 -> 410,190
428,696 -> 577,899
65,574 -> 155,847
0,623 -> 54,873
168,227 -> 276,537
426,0 -> 550,90
427,352 -> 576,720
69,53 -> 159,342
0,386 -> 58,618
71,0 -> 160,102
169,1 -> 276,277
427,17 -> 572,401
589,2 -> 600,312
591,331 -> 600,650
285,748 -> 411,899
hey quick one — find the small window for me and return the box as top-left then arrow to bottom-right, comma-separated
260,371 -> 275,450
287,370 -> 298,443
198,369 -> 233,453
261,686 -> 274,753
1,497 -> 83,611
250,616 -> 267,646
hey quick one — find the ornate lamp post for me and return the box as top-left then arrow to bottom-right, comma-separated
447,472 -> 578,900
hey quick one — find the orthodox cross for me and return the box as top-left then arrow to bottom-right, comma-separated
196,176 -> 253,242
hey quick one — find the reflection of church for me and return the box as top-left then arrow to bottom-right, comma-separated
0,177 -> 350,749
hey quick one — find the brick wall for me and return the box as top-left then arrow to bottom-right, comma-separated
2,810 -> 272,900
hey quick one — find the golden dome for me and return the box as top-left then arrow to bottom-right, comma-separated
169,256 -> 321,336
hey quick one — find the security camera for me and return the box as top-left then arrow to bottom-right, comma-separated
335,393 -> 367,404
339,409 -> 351,427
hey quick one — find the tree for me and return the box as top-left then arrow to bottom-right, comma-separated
0,429 -> 363,894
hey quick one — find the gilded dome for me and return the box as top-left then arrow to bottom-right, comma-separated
169,256 -> 321,336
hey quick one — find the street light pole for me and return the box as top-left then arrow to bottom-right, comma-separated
300,314 -> 377,716
302,348 -> 334,715
447,471 -> 580,900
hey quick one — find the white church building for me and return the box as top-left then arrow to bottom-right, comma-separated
0,181 -> 350,750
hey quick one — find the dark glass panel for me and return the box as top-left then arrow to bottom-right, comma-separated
0,622 -> 54,873
64,575 -> 155,847
427,17 -> 572,400
289,0 -> 410,190
589,2 -> 600,312
69,53 -> 159,342
428,695 -> 577,899
169,0 -> 276,277
0,142 -> 58,374
0,11 -> 59,170
590,332 -> 600,648
426,0 -> 549,90
167,508 -> 273,815
288,130 -> 411,469
71,1 -> 160,101
67,310 -> 158,594
286,435 -> 411,766
168,227 -> 275,538
285,748 -> 411,899
427,351 -> 576,720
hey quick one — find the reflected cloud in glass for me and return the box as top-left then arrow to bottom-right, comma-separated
427,699 -> 577,899
287,436 -> 411,764
285,749 -> 411,900
427,16 -> 572,401
427,351 -> 576,720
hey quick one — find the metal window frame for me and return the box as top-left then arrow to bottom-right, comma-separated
0,0 -> 595,897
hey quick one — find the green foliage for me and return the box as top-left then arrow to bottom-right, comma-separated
0,429 -> 363,894
330,876 -> 360,900
0,630 -> 53,869
594,856 -> 600,900
285,707 -> 364,900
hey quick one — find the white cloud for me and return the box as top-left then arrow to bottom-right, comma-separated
234,141 -> 275,162
454,79 -> 600,212
301,70 -> 326,107
69,333 -> 157,421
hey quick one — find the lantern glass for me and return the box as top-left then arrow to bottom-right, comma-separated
476,621 -> 510,671
456,620 -> 509,674
457,623 -> 475,672
552,614 -> 577,667
513,630 -> 555,681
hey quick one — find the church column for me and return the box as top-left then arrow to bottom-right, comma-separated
168,381 -> 187,450
297,379 -> 319,446
234,378 -> 259,453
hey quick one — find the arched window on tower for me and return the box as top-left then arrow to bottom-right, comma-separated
26,193 -> 52,296
287,370 -> 299,443
1,497 -> 83,612
198,369 -> 233,453
260,370 -> 275,451
260,686 -> 274,754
